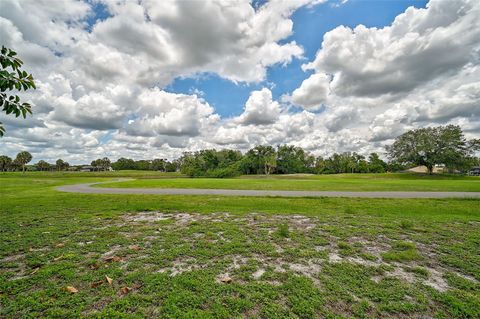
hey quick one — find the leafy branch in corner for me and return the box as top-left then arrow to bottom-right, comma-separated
0,46 -> 36,137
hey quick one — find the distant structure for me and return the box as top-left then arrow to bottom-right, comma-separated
469,166 -> 480,176
79,165 -> 95,172
407,165 -> 446,174
79,165 -> 113,172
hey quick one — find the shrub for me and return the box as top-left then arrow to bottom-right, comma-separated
205,165 -> 241,178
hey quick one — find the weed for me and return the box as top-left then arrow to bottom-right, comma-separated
382,241 -> 422,262
400,220 -> 414,229
277,223 -> 290,238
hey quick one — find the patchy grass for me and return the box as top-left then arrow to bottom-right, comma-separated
0,174 -> 479,318
382,241 -> 422,262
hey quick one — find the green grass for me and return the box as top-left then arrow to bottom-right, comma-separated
382,241 -> 422,262
1,173 -> 479,318
91,172 -> 480,192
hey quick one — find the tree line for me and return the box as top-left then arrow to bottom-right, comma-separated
0,152 -> 71,172
1,125 -> 479,175
177,146 -> 395,177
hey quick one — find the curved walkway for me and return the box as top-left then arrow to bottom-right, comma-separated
57,180 -> 480,199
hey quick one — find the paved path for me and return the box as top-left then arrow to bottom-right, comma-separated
57,180 -> 480,199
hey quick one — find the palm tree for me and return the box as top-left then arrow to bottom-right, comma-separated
0,155 -> 12,172
15,151 -> 32,173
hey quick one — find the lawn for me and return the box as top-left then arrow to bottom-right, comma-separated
95,172 -> 480,192
1,173 -> 479,318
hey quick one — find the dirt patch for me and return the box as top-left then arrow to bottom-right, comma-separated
252,268 -> 265,279
1,253 -> 25,263
124,212 -> 172,223
328,252 -> 343,263
453,271 -> 478,283
288,215 -> 317,231
424,268 -> 449,292
101,245 -> 122,258
370,264 -> 453,292
116,211 -> 458,292
231,255 -> 249,270
174,213 -> 199,226
346,256 -> 382,267
170,257 -> 201,276
157,257 -> 205,276
385,267 -> 417,284
289,260 -> 322,277
360,238 -> 391,258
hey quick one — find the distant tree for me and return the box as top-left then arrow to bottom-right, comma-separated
314,156 -> 326,174
316,152 -> 368,174
216,150 -> 242,168
150,158 -> 166,171
325,153 -> 345,173
55,159 -> 65,171
0,155 -> 12,172
386,161 -> 407,173
178,149 -> 243,177
91,159 -> 100,171
244,145 -> 276,175
0,46 -> 36,137
56,159 -> 69,171
112,157 -> 136,170
265,152 -> 277,175
37,160 -> 51,171
165,161 -> 179,172
368,153 -> 387,173
100,157 -> 111,171
276,145 -> 315,174
135,160 -> 150,170
91,158 -> 110,171
387,125 -> 477,174
14,151 -> 32,173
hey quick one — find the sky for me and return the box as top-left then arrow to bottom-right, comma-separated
0,0 -> 479,164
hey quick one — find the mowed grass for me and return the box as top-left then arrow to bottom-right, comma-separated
94,172 -> 480,192
1,174 -> 479,318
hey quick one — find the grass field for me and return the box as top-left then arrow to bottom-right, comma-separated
94,172 -> 480,192
1,172 -> 479,318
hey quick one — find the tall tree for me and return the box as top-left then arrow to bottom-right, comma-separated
387,125 -> 477,174
135,160 -> 150,170
100,157 -> 111,171
112,157 -> 136,170
91,158 -> 110,171
37,160 -> 51,171
91,159 -> 100,171
276,145 -> 314,174
15,151 -> 32,173
245,145 -> 276,175
56,159 -> 65,171
165,161 -> 179,172
0,46 -> 36,137
0,155 -> 12,172
150,158 -> 167,171
368,153 -> 387,173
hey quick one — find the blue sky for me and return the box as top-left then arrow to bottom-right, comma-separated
164,0 -> 428,118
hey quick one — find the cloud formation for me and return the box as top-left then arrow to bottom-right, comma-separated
0,0 -> 478,163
